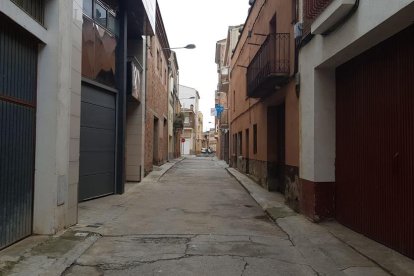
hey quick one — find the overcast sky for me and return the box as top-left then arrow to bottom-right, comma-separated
157,0 -> 250,131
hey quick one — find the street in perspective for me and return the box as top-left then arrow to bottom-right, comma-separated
2,157 -> 413,275
1,0 -> 414,275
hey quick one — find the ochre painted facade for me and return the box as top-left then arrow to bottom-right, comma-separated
229,0 -> 300,210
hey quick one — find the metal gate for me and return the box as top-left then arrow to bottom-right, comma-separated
79,83 -> 116,201
0,16 -> 38,249
336,24 -> 414,259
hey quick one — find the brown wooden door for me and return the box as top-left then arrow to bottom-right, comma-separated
336,24 -> 414,259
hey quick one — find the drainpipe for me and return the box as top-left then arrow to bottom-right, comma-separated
139,36 -> 148,181
141,35 -> 149,178
115,2 -> 127,195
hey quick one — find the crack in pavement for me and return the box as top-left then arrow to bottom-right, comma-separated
74,252 -> 314,272
241,258 -> 249,276
327,231 -> 394,276
75,254 -> 245,271
69,233 -> 306,271
340,265 -> 381,271
274,218 -> 295,246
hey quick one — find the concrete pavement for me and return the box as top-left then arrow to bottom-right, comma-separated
1,157 -> 413,275
226,166 -> 414,276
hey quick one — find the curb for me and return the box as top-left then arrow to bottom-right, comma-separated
0,231 -> 100,276
225,167 -> 296,222
158,157 -> 185,181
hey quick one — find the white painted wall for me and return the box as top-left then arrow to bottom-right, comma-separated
179,85 -> 199,112
299,0 -> 414,182
68,0 -> 83,226
1,0 -> 82,234
34,0 -> 82,234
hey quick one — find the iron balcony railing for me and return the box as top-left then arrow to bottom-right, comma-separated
219,109 -> 229,126
247,33 -> 290,98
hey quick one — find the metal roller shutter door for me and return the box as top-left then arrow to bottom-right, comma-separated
336,24 -> 414,259
79,83 -> 116,201
0,16 -> 37,249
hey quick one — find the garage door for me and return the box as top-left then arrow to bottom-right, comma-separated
79,83 -> 116,201
0,17 -> 37,249
183,139 -> 191,155
336,24 -> 414,259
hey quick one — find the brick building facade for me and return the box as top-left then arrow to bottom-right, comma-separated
144,3 -> 170,175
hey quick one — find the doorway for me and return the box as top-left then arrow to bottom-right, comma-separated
153,117 -> 159,164
245,129 -> 250,174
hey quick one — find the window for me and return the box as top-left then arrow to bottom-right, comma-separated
292,0 -> 298,24
83,0 -> 93,17
12,0 -> 45,24
233,134 -> 237,155
253,124 -> 257,154
83,1 -> 118,36
233,91 -> 235,112
238,131 -> 242,155
107,12 -> 117,34
165,69 -> 167,85
94,2 -> 107,27
246,129 -> 250,157
157,50 -> 160,71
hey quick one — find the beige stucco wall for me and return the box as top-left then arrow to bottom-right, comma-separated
126,38 -> 146,181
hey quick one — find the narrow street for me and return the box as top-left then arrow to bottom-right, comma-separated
59,157 -> 388,276
2,157 -> 412,275
1,1 -> 413,275
67,157 -> 308,275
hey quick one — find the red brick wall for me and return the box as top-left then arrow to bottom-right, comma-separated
144,36 -> 169,175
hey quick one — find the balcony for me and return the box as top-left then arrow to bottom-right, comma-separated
219,109 -> 229,129
173,113 -> 184,130
247,33 -> 290,98
218,81 -> 229,93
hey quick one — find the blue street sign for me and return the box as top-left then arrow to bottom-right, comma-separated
215,104 -> 224,116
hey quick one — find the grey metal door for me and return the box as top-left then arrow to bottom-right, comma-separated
79,83 -> 116,201
0,16 -> 38,249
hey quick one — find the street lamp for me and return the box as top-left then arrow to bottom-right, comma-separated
164,44 -> 196,50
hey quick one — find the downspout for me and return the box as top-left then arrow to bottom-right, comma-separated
140,36 -> 148,180
115,2 -> 127,194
